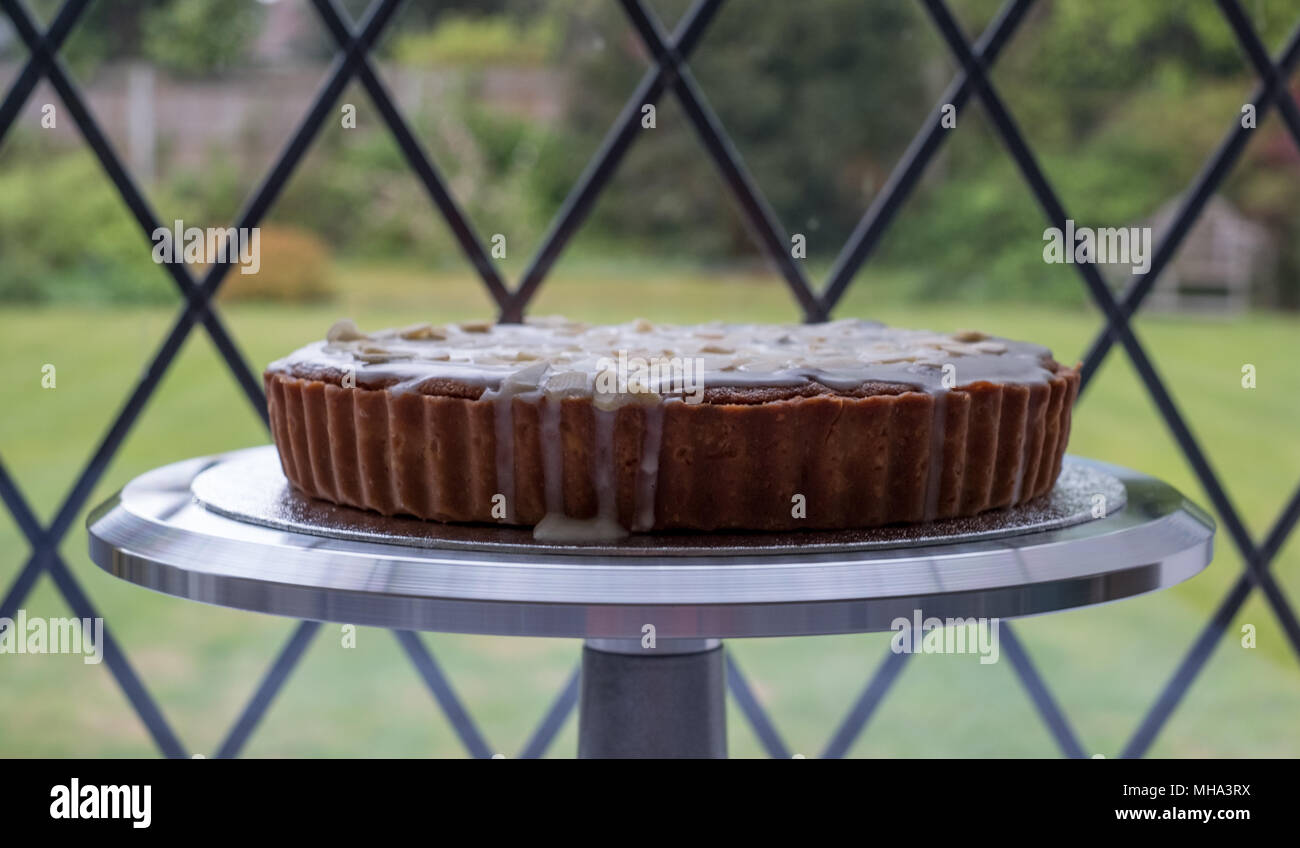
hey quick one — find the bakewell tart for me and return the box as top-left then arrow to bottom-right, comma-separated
265,317 -> 1079,540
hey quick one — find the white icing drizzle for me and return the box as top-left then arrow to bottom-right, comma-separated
592,407 -> 620,527
535,405 -> 627,542
271,317 -> 1062,538
479,361 -> 550,524
533,511 -> 628,542
268,317 -> 1058,400
634,400 -> 668,532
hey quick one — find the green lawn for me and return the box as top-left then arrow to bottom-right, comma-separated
2,262 -> 1299,757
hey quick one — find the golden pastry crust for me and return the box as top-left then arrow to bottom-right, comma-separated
264,361 -> 1079,531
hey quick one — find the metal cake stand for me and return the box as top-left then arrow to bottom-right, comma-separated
87,446 -> 1214,758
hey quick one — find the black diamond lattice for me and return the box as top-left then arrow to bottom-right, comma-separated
1,0 -> 1298,758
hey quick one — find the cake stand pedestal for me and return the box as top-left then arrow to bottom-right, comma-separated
87,447 -> 1214,759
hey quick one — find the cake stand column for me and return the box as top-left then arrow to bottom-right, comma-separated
578,638 -> 727,758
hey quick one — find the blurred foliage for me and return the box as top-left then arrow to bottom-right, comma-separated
1,0 -> 1298,306
218,225 -> 334,303
550,0 -> 934,258
17,0 -> 263,77
19,0 -> 166,77
0,149 -> 168,304
548,0 -> 1300,304
390,15 -> 560,68
141,0 -> 264,77
269,99 -> 526,267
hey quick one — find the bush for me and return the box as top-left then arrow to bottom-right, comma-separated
391,15 -> 559,68
142,0 -> 262,77
270,101 -> 553,268
217,225 -> 335,303
0,150 -> 172,305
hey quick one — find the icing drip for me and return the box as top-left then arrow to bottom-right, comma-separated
533,511 -> 628,542
535,400 -> 651,542
533,376 -> 632,543
480,361 -> 549,524
533,403 -> 624,543
591,407 -> 624,537
633,401 -> 667,532
533,405 -> 626,543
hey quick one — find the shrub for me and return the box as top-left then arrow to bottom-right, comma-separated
142,0 -> 262,77
391,15 -> 559,68
0,150 -> 172,304
217,225 -> 335,303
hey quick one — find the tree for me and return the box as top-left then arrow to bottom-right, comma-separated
551,0 -> 936,259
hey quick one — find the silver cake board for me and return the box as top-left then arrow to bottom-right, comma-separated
189,446 -> 1128,556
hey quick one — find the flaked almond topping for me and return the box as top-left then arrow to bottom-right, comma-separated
305,315 -> 1052,397
327,318 -> 368,343
356,350 -> 403,363
354,343 -> 414,363
544,371 -> 589,395
499,361 -> 549,392
398,322 -> 446,341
